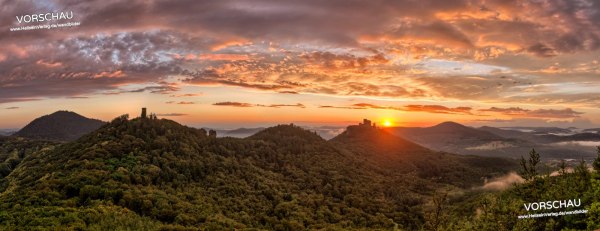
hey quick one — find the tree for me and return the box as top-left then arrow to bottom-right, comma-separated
424,191 -> 449,231
593,146 -> 600,172
520,148 -> 540,180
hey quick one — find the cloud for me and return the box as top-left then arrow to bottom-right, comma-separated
403,104 -> 472,114
2,0 -> 600,112
169,93 -> 202,97
5,107 -> 19,110
319,105 -> 367,110
300,51 -> 389,70
198,54 -> 250,61
479,107 -> 584,119
213,101 -> 305,108
320,103 -> 473,115
278,91 -> 299,94
481,172 -> 524,191
128,85 -> 179,94
479,107 -> 530,115
260,103 -> 305,108
36,60 -> 63,68
165,101 -> 195,105
527,108 -> 584,119
156,113 -> 188,117
213,102 -> 253,107
527,43 -> 557,57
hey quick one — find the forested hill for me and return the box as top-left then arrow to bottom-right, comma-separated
0,115 -> 517,230
330,123 -> 517,187
13,111 -> 106,141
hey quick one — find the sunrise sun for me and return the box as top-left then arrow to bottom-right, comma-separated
383,120 -> 392,127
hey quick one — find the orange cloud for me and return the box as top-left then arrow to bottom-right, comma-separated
169,93 -> 203,97
36,60 -> 63,68
93,70 -> 125,79
210,39 -> 252,51
403,104 -> 473,114
213,101 -> 305,108
320,103 -> 473,115
199,54 -> 250,61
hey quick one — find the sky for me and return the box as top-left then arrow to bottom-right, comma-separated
1,0 -> 600,129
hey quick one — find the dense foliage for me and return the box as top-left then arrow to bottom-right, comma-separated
429,147 -> 600,230
0,116 -> 517,230
0,136 -> 57,179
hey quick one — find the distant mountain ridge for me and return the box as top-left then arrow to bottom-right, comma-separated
330,121 -> 516,186
13,111 -> 106,141
383,122 -> 599,159
382,121 -> 525,157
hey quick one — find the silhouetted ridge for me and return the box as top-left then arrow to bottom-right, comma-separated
14,111 -> 106,141
332,122 -> 426,151
248,124 -> 324,144
426,121 -> 502,139
330,120 -> 516,185
430,121 -> 468,131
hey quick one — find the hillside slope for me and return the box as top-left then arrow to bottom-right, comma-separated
0,116 -> 517,230
13,111 -> 106,141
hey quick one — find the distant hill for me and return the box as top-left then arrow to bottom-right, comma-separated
212,127 -> 266,138
480,126 -> 600,143
331,123 -> 516,186
382,122 -> 598,159
13,111 -> 106,141
0,116 -> 517,230
583,128 -> 600,133
387,121 -> 503,140
382,122 -> 536,158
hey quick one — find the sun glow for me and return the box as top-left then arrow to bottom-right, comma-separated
383,120 -> 392,127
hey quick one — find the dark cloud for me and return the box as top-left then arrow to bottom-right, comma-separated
403,105 -> 473,115
527,43 -> 557,57
5,107 -> 19,110
278,91 -> 299,94
480,107 -> 584,119
157,113 -> 188,116
386,21 -> 474,48
127,84 -> 180,94
170,93 -> 202,97
300,51 -> 388,70
0,32 -> 186,103
259,103 -> 305,108
213,102 -> 253,107
165,101 -> 195,105
527,108 -> 583,119
479,107 -> 530,115
319,105 -> 367,110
